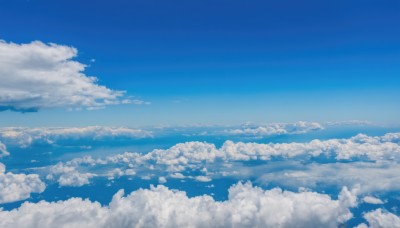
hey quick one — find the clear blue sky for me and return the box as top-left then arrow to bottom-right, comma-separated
0,0 -> 399,126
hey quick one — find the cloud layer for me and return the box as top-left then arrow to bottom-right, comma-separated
0,40 -> 144,112
222,121 -> 323,137
0,182 -> 358,228
42,132 -> 400,189
0,126 -> 152,147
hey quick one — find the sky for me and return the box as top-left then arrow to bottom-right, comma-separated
0,0 -> 399,126
1,1 -> 400,227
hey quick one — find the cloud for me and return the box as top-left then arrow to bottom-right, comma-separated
40,132 -> 400,187
356,209 -> 400,228
0,182 -> 358,228
221,121 -> 323,137
0,163 -> 46,204
362,196 -> 384,205
47,162 -> 96,187
0,40 -> 146,112
0,141 -> 9,157
195,176 -> 212,182
257,161 -> 400,194
0,126 -> 152,147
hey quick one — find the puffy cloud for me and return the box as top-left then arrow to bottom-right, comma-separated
195,176 -> 212,182
139,133 -> 400,171
0,163 -> 46,204
362,196 -> 384,205
0,182 -> 358,228
220,133 -> 400,161
158,176 -> 167,184
0,40 -> 146,112
0,141 -> 9,157
222,121 -> 323,137
357,209 -> 400,228
0,126 -> 152,147
41,132 -> 400,187
47,162 -> 95,187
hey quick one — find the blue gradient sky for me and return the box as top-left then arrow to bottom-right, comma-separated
0,0 -> 399,126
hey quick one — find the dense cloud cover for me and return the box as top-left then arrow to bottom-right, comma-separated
0,182 -> 358,228
0,40 -> 145,112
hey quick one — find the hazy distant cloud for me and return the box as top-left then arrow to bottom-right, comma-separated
257,161 -> 400,194
0,182 -> 358,228
0,163 -> 45,204
222,121 -> 323,137
0,40 -> 146,112
0,126 -> 152,147
325,120 -> 374,126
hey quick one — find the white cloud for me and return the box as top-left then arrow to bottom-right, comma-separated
257,161 -> 400,194
48,162 -> 95,187
362,196 -> 384,205
356,209 -> 400,228
170,173 -> 185,179
0,141 -> 10,157
0,126 -> 152,147
221,121 -> 323,137
0,182 -> 358,228
194,176 -> 212,182
41,132 -> 400,187
219,133 -> 400,161
325,120 -> 373,126
158,176 -> 167,184
0,40 -> 145,112
0,163 -> 46,204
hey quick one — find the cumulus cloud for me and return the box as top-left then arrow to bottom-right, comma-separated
41,132 -> 400,187
0,182 -> 358,228
356,209 -> 400,228
0,126 -> 152,147
221,121 -> 323,137
0,40 -> 146,112
47,162 -> 96,187
0,163 -> 46,204
195,176 -> 212,182
220,133 -> 400,161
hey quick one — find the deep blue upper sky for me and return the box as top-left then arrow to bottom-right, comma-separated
0,0 -> 399,126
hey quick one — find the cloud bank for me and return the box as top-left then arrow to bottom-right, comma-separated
0,126 -> 152,147
42,132 -> 400,189
0,182 -> 358,228
0,40 -> 145,112
222,121 -> 323,137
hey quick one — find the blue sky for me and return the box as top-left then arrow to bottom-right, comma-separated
1,1 -> 400,227
0,0 -> 399,126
